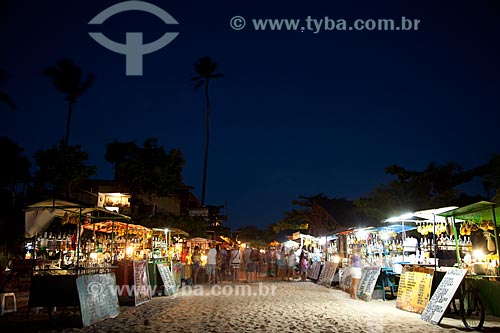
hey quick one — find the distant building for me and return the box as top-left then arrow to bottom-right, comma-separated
75,180 -> 200,218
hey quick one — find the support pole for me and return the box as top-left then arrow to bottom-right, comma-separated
491,205 -> 500,276
433,214 -> 437,271
452,217 -> 461,266
76,207 -> 82,275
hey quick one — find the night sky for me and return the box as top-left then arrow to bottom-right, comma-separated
1,1 -> 499,229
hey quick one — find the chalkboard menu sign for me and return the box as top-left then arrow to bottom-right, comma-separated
308,261 -> 322,280
357,266 -> 381,301
317,262 -> 338,286
396,269 -> 434,314
157,263 -> 177,296
76,273 -> 120,327
421,268 -> 467,325
133,260 -> 152,306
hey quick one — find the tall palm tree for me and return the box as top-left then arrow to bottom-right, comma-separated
0,69 -> 16,110
45,59 -> 95,145
190,56 -> 223,206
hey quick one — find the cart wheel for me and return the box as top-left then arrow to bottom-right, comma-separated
460,289 -> 485,331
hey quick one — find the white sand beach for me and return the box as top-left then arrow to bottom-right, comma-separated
9,280 -> 491,333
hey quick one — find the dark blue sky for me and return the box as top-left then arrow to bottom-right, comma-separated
1,1 -> 499,229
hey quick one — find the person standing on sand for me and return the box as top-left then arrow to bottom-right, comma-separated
206,243 -> 217,284
287,248 -> 296,281
350,247 -> 362,299
216,244 -> 224,283
244,246 -> 255,283
230,246 -> 241,282
275,245 -> 283,280
299,246 -> 309,282
192,246 -> 202,285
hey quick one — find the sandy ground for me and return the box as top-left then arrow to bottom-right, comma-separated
2,279 -> 500,333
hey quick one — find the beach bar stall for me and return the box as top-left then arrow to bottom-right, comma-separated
438,201 -> 500,317
24,199 -> 131,325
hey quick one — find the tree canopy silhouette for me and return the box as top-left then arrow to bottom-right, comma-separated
45,59 -> 95,145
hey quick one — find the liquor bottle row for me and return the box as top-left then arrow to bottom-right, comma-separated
419,235 -> 472,252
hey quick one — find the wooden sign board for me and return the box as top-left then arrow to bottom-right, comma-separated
357,266 -> 381,301
317,262 -> 338,286
396,269 -> 434,314
133,260 -> 152,306
339,268 -> 352,292
76,273 -> 120,327
157,263 -> 177,296
308,261 -> 322,280
421,268 -> 467,325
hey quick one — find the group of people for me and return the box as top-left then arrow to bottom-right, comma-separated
274,245 -> 309,282
188,243 -> 312,284
189,244 -> 264,284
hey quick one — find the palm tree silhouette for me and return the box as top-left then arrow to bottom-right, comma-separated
190,56 -> 223,207
45,59 -> 95,145
0,69 -> 16,110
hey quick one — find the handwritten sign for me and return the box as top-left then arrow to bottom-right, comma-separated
339,268 -> 352,292
357,266 -> 381,301
157,263 -> 177,295
396,270 -> 434,314
76,273 -> 120,326
317,262 -> 338,287
421,268 -> 467,325
308,261 -> 322,280
133,260 -> 152,306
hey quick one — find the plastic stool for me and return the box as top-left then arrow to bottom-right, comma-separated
0,292 -> 17,315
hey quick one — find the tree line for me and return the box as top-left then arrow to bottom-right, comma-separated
0,56 -> 224,254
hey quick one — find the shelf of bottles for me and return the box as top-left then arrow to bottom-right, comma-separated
151,233 -> 169,260
81,230 -> 152,266
418,235 -> 473,253
345,231 -> 423,267
346,233 -> 406,255
27,231 -> 78,269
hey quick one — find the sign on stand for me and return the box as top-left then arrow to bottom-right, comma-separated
157,263 -> 177,295
396,267 -> 434,314
317,262 -> 338,286
357,266 -> 381,301
133,260 -> 152,306
308,261 -> 322,280
421,268 -> 467,325
76,273 -> 120,326
339,268 -> 352,292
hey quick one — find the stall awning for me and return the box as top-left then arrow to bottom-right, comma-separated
25,199 -> 131,238
82,220 -> 149,233
375,224 -> 417,234
438,201 -> 499,223
152,227 -> 189,237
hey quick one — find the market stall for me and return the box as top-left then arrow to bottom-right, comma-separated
438,201 -> 500,317
24,199 -> 128,325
